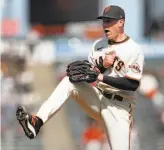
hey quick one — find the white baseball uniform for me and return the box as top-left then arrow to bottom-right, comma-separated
36,37 -> 144,150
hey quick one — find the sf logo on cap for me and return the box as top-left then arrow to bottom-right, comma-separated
104,6 -> 110,13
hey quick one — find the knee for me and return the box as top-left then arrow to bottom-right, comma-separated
62,76 -> 69,82
62,76 -> 72,86
61,76 -> 76,92
62,76 -> 81,89
62,76 -> 76,85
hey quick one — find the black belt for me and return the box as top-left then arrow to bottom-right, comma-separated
103,93 -> 123,101
97,88 -> 123,101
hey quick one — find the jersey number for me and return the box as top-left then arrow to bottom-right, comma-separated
112,57 -> 124,71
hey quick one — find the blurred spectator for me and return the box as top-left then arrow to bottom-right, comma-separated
138,70 -> 164,125
81,118 -> 108,150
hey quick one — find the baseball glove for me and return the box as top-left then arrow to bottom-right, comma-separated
66,60 -> 99,83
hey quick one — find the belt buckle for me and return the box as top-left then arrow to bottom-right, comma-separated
105,93 -> 116,100
103,92 -> 123,101
111,93 -> 115,100
102,92 -> 112,99
114,94 -> 123,101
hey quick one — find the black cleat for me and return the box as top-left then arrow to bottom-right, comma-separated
16,106 -> 43,139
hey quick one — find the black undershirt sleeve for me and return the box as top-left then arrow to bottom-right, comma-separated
102,75 -> 139,91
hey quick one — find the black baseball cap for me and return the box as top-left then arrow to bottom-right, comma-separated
97,5 -> 125,20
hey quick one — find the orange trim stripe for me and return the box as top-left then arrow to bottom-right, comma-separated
128,104 -> 133,150
32,115 -> 37,126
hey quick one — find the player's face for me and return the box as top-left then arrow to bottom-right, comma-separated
102,19 -> 124,40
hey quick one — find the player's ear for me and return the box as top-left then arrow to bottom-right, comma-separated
118,19 -> 125,27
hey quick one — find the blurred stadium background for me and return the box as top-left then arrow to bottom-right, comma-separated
0,0 -> 164,150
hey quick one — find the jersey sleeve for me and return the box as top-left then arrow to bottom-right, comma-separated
88,51 -> 95,65
88,38 -> 103,66
125,49 -> 144,81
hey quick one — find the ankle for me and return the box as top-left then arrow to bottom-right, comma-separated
35,116 -> 44,128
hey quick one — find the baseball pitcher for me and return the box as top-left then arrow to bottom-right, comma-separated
16,5 -> 144,150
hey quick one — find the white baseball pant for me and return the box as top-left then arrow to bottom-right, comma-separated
36,76 -> 133,150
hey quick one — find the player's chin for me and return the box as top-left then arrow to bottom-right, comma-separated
106,34 -> 113,40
